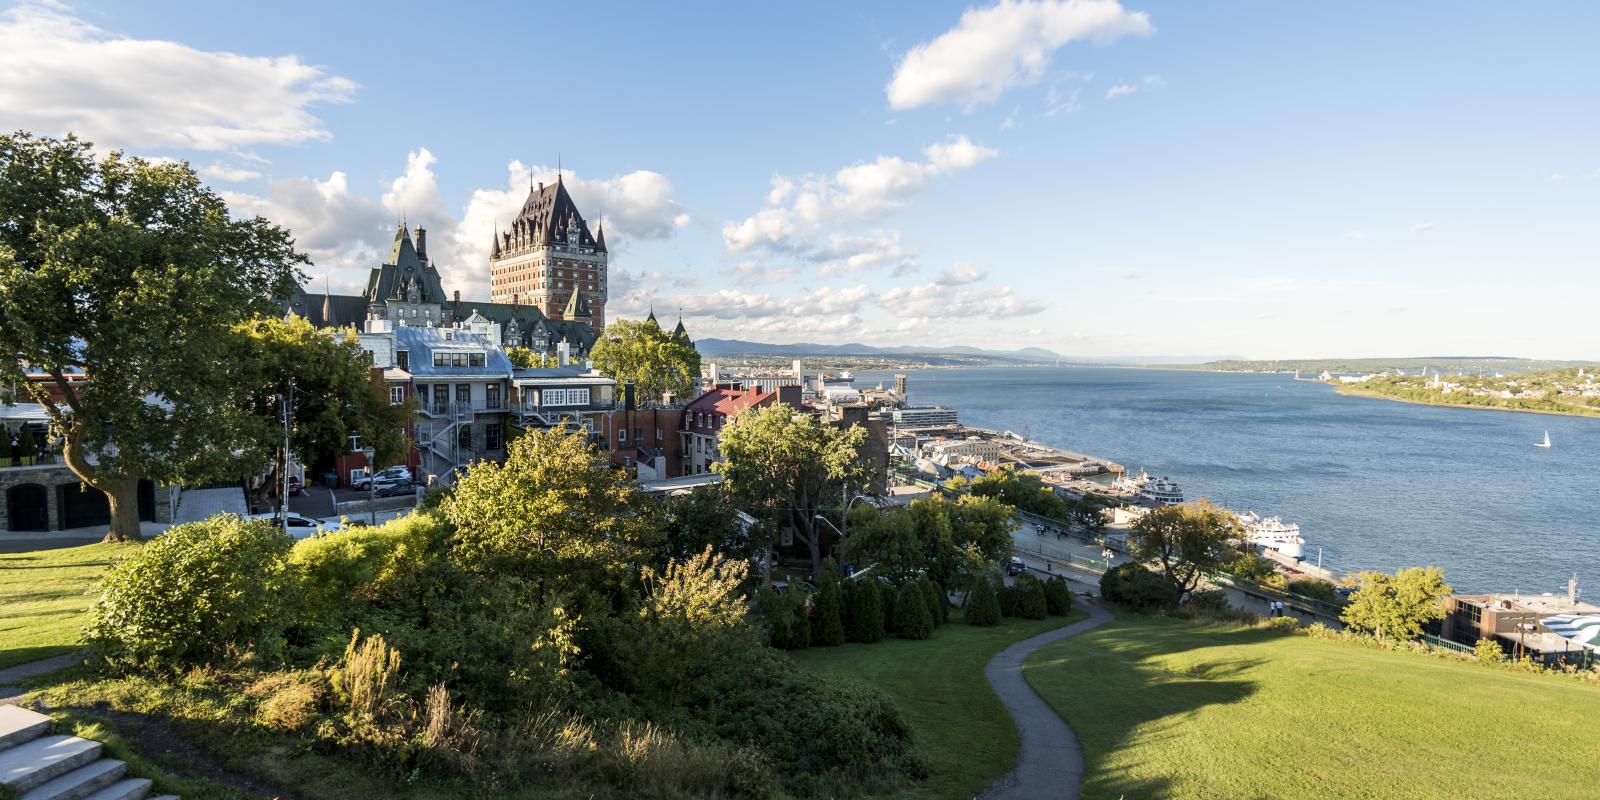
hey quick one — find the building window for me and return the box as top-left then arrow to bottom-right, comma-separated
433,384 -> 449,413
348,433 -> 363,452
634,427 -> 643,443
457,384 -> 471,406
396,350 -> 409,371
542,387 -> 591,406
432,351 -> 488,368
389,386 -> 405,406
486,384 -> 501,409
458,425 -> 472,451
486,423 -> 501,451
618,428 -> 628,444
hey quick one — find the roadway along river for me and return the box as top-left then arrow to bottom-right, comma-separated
855,366 -> 1599,593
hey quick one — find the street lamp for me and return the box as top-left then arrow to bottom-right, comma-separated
816,494 -> 875,574
361,446 -> 376,526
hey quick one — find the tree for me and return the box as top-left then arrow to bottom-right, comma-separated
811,560 -> 846,646
1339,567 -> 1452,641
844,580 -> 884,643
965,576 -> 1001,626
1099,563 -> 1181,611
893,583 -> 933,640
235,315 -> 409,504
1014,575 -> 1049,620
588,317 -> 701,403
656,483 -> 761,566
441,427 -> 661,594
0,133 -> 304,540
0,425 -> 11,466
716,405 -> 869,574
505,347 -> 557,369
1044,576 -> 1074,616
1128,500 -> 1247,595
845,493 -> 1012,592
1474,637 -> 1505,664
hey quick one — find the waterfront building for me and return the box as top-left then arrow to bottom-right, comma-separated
892,405 -> 959,429
1441,581 -> 1600,664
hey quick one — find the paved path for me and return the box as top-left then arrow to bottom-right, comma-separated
981,598 -> 1113,800
0,651 -> 87,701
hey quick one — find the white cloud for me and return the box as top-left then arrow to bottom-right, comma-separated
936,263 -> 989,285
1045,86 -> 1082,117
227,150 -> 687,300
199,163 -> 263,183
812,231 -> 920,277
878,282 -> 1046,319
1344,229 -> 1368,241
1001,107 -> 1021,130
723,136 -> 997,254
731,261 -> 798,286
886,0 -> 1153,111
1411,222 -> 1437,234
0,2 -> 354,156
1548,173 -> 1565,183
1105,74 -> 1164,100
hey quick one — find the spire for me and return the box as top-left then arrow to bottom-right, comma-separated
594,215 -> 608,253
646,305 -> 658,326
490,221 -> 501,257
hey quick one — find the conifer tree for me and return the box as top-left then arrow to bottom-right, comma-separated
1044,575 -> 1074,616
811,561 -> 846,647
894,583 -> 933,640
965,576 -> 1001,626
845,580 -> 884,643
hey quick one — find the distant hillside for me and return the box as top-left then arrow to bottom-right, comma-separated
1175,357 -> 1600,375
694,338 -> 1064,364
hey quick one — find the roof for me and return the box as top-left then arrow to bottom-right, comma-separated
499,177 -> 599,252
364,225 -> 447,305
563,288 -> 591,319
286,291 -> 367,328
391,327 -> 514,378
1541,615 -> 1600,652
685,387 -> 775,417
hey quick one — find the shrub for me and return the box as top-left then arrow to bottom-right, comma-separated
1184,588 -> 1231,612
893,583 -> 933,640
844,580 -> 884,643
289,511 -> 448,627
1015,574 -> 1048,620
1098,562 -> 1180,611
997,583 -> 1021,618
917,577 -> 947,626
811,564 -> 846,647
965,576 -> 1001,626
684,646 -> 924,793
1044,576 -> 1074,616
330,630 -> 404,734
87,514 -> 296,670
761,586 -> 811,650
1285,577 -> 1339,604
1475,637 -> 1506,664
245,672 -> 324,732
879,581 -> 897,635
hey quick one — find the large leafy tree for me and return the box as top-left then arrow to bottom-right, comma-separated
588,317 -> 700,403
1340,567 -> 1452,641
234,315 -> 410,500
716,404 -> 868,574
0,133 -> 303,541
1128,500 -> 1247,595
845,493 -> 1013,588
440,427 -> 661,595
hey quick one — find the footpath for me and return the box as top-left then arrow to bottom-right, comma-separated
980,598 -> 1113,800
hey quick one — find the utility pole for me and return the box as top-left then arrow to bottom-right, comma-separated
279,377 -> 294,535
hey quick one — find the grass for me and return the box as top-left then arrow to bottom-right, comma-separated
1024,614 -> 1600,799
791,610 -> 1082,799
0,543 -> 134,669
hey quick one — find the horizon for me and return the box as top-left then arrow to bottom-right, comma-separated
2,1 -> 1597,359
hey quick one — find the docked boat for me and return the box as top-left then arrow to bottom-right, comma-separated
1238,510 -> 1305,559
1113,469 -> 1150,495
1137,476 -> 1184,506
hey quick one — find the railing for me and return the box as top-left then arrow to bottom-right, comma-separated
0,452 -> 61,469
1421,634 -> 1474,654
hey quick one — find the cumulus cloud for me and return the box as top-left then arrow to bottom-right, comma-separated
227,149 -> 688,299
1344,229 -> 1368,241
812,231 -> 920,277
878,282 -> 1046,319
1411,222 -> 1437,234
731,261 -> 798,286
199,163 -> 263,183
0,2 -> 354,156
936,263 -> 989,285
723,136 -> 996,255
886,0 -> 1153,111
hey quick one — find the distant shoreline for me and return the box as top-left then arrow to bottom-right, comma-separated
1332,384 -> 1600,420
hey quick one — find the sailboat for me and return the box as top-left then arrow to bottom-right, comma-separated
1536,431 -> 1552,449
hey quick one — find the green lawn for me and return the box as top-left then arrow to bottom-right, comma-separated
0,543 -> 133,669
1025,614 -> 1600,799
791,611 -> 1082,799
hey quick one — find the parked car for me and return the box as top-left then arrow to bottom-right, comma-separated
375,481 -> 419,498
286,477 -> 303,496
352,466 -> 411,491
249,511 -> 332,539
1007,556 -> 1028,576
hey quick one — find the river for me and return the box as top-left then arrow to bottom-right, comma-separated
854,366 -> 1598,593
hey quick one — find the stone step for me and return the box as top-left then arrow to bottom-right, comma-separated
0,736 -> 103,793
78,778 -> 152,800
0,705 -> 53,751
20,758 -> 128,800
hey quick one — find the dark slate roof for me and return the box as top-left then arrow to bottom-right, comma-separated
365,225 -> 447,304
502,177 -> 598,251
593,220 -> 608,254
284,289 -> 368,328
446,298 -> 598,353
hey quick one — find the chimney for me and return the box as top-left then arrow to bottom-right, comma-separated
557,341 -> 570,367
625,381 -> 637,411
414,227 -> 427,260
538,181 -> 544,191
453,290 -> 460,305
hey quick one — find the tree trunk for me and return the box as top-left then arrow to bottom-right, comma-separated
60,419 -> 144,542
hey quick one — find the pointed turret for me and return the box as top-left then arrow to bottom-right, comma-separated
491,225 -> 501,257
671,316 -> 689,344
563,288 -> 592,320
594,219 -> 608,253
646,305 -> 659,327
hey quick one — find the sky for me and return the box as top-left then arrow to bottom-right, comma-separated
2,0 -> 1597,359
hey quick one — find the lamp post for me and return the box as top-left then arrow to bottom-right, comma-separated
361,446 -> 376,526
816,494 -> 875,574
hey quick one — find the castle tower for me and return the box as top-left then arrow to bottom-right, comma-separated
488,173 -> 608,330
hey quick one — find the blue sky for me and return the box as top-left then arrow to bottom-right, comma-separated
3,1 -> 1597,358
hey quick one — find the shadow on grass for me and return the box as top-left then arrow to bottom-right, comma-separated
1025,612 -> 1290,800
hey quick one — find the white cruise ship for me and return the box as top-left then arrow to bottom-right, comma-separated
1238,510 -> 1305,559
1137,476 -> 1184,506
